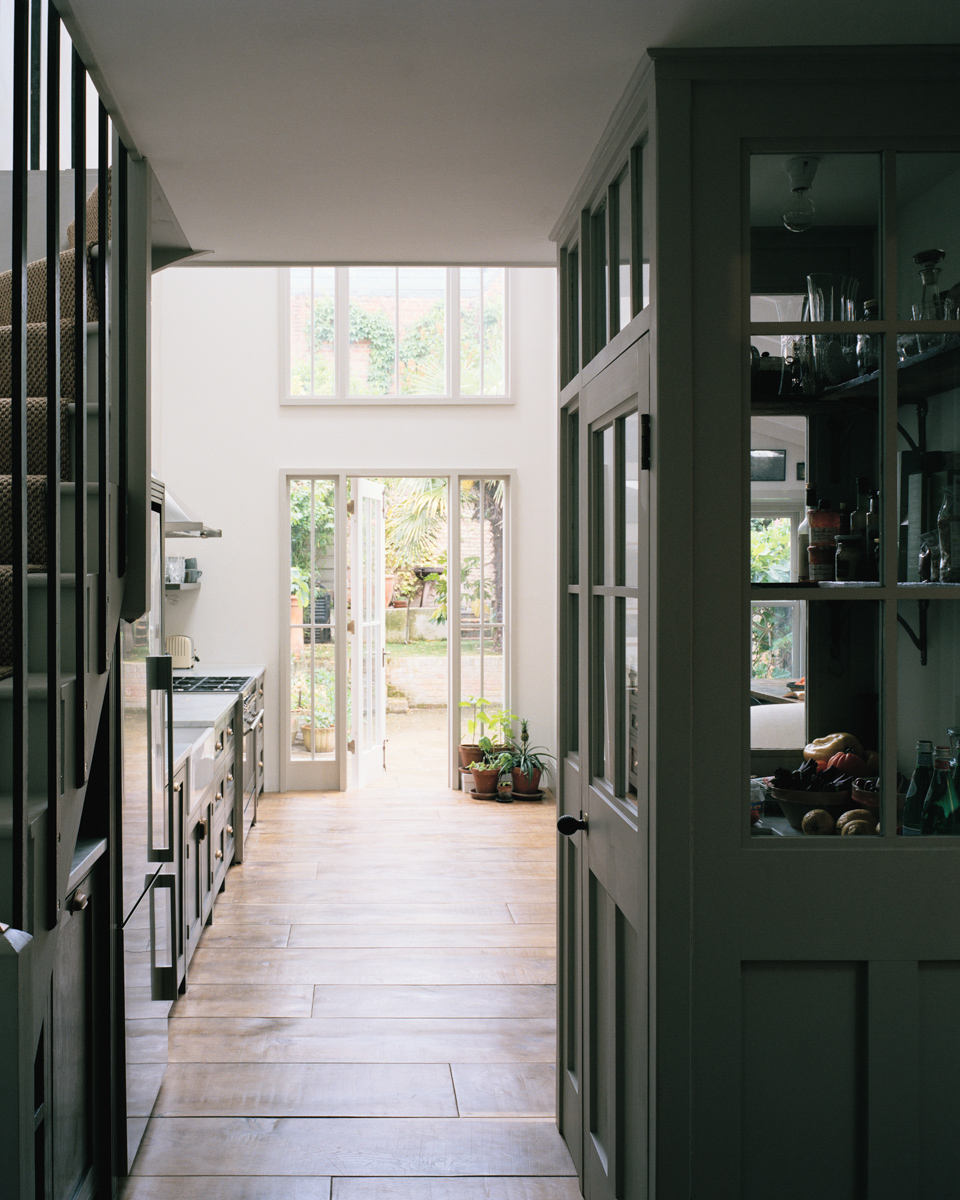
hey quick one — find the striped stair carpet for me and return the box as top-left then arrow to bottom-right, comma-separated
0,195 -> 100,680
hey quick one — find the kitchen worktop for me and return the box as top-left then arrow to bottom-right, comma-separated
172,692 -> 243,724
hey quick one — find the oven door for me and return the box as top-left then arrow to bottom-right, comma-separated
243,710 -> 262,823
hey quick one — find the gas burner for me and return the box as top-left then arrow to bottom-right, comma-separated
171,676 -> 248,693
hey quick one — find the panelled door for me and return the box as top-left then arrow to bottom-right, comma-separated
350,478 -> 387,786
559,336 -> 650,1199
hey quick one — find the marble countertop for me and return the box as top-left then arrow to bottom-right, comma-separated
172,692 -> 242,725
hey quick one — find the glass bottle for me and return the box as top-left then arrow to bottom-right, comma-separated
838,502 -> 851,535
938,488 -> 960,583
856,299 -> 880,376
920,746 -> 960,835
902,740 -> 933,836
913,248 -> 946,351
796,485 -> 816,582
851,477 -> 871,543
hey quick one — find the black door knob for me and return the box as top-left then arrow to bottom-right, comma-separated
557,814 -> 587,835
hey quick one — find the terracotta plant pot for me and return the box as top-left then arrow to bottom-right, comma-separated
458,743 -> 481,770
511,766 -> 542,795
470,767 -> 501,795
301,724 -> 335,753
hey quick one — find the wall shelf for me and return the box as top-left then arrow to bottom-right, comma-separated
165,582 -> 201,591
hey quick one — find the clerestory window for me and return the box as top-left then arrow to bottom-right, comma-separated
285,266 -> 509,404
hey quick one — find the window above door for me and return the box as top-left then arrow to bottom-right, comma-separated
284,266 -> 510,405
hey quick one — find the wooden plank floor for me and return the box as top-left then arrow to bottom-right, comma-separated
123,788 -> 579,1200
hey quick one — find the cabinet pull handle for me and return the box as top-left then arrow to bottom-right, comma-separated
226,726 -> 234,736
640,413 -> 651,470
215,849 -> 223,860
226,825 -> 233,836
68,890 -> 89,912
227,772 -> 234,783
215,738 -> 223,752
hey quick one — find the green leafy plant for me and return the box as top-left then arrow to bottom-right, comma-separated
459,695 -> 494,742
507,718 -> 555,782
469,736 -> 514,773
290,565 -> 311,609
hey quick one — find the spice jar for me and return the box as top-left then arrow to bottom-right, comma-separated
835,534 -> 866,581
808,542 -> 835,581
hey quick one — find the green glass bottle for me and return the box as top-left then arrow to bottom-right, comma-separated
902,740 -> 934,837
921,746 -> 960,835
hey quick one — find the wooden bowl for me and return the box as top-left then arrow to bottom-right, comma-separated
770,787 -> 851,831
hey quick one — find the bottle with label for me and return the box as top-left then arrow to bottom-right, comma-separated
851,477 -> 871,542
921,745 -> 960,835
809,499 -> 840,546
796,485 -> 817,581
902,740 -> 934,836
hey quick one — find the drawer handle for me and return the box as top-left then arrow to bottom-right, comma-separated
215,849 -> 223,860
68,890 -> 89,913
215,738 -> 223,753
226,825 -> 233,836
227,772 -> 234,783
226,726 -> 234,736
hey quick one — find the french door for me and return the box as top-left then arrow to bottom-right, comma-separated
558,336 -> 651,1198
350,478 -> 387,786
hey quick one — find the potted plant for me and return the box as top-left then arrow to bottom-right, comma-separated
469,736 -> 514,797
507,718 -> 555,795
301,702 -> 335,753
458,694 -> 494,770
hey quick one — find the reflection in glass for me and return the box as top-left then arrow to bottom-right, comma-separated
625,597 -> 638,800
896,154 -> 960,321
625,413 -> 639,589
617,166 -> 632,330
601,425 -> 616,585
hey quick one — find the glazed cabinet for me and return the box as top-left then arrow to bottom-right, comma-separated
554,45 -> 960,1200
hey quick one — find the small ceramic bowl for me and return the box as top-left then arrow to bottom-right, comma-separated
769,787 -> 851,831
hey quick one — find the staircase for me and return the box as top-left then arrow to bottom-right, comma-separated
0,169 -> 125,1197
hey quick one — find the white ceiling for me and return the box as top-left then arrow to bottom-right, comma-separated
60,0 -> 960,265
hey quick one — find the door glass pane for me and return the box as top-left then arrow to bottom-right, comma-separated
638,140 -> 651,311
593,202 -> 608,350
600,594 -> 617,784
482,268 -> 505,395
896,155 -> 960,583
290,479 -> 336,762
459,479 -> 508,742
565,408 -> 580,585
349,267 -> 396,395
617,166 -> 632,330
897,600 -> 960,835
600,425 -> 616,585
752,600 -> 881,837
625,412 -> 639,589
625,596 -> 638,800
750,153 -> 881,320
398,267 -> 445,396
567,592 -> 579,754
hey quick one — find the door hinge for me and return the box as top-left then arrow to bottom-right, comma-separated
640,413 -> 651,470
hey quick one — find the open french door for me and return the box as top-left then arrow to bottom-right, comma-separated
349,478 -> 387,786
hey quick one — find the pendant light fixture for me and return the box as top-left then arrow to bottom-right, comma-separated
782,156 -> 819,233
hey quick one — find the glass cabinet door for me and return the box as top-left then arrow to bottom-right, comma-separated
746,148 -> 960,839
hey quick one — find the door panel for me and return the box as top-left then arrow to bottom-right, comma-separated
350,478 -> 386,786
559,336 -> 650,1200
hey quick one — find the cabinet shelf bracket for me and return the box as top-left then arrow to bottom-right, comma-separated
897,600 -> 929,666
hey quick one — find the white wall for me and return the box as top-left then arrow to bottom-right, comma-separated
151,266 -> 558,792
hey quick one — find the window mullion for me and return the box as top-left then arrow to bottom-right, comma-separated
336,267 -> 349,399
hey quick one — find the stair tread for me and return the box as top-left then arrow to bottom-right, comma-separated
0,671 -> 75,697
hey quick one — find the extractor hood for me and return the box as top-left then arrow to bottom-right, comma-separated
164,489 -> 222,539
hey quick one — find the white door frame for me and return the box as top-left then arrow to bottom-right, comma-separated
279,467 -> 515,792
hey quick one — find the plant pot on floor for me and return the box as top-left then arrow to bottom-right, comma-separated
470,766 -> 502,795
511,766 -> 542,795
459,743 -> 481,771
301,723 -> 335,753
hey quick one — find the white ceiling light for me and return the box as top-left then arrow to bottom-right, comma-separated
782,156 -> 820,233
